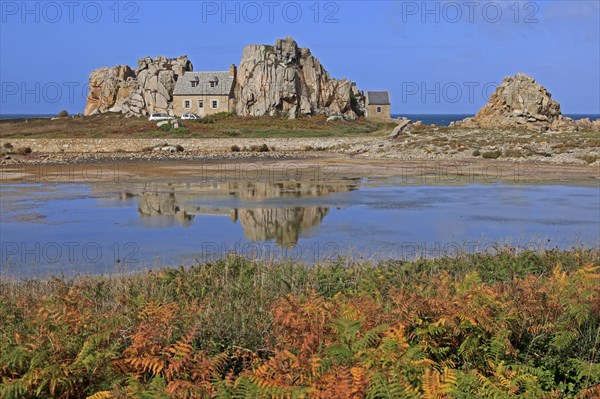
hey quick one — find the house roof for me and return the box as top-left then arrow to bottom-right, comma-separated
367,91 -> 390,105
173,71 -> 234,96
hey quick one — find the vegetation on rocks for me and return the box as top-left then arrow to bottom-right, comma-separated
1,249 -> 599,398
482,150 -> 502,159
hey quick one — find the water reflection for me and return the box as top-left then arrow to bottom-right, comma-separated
109,181 -> 357,245
137,192 -> 195,228
2,181 -> 598,276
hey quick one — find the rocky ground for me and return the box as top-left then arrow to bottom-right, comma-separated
1,125 -> 598,167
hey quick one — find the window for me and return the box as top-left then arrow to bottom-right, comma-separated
211,100 -> 218,109
376,106 -> 382,113
191,81 -> 198,88
210,81 -> 216,87
184,100 -> 191,109
198,100 -> 204,108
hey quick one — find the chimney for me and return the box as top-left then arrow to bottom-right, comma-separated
229,64 -> 236,78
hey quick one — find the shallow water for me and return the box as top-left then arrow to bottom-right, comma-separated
1,180 -> 598,277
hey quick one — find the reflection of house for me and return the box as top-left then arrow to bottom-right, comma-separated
172,64 -> 236,117
106,181 -> 356,243
366,91 -> 391,119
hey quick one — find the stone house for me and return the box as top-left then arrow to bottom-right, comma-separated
172,64 -> 236,117
366,91 -> 391,119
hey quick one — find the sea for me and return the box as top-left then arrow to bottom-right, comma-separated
393,114 -> 600,126
1,114 -> 599,127
0,114 -> 54,120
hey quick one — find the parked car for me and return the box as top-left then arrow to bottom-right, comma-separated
181,113 -> 199,120
148,113 -> 175,121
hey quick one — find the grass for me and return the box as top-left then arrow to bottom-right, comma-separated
0,113 -> 395,139
1,248 -> 599,398
397,127 -> 599,160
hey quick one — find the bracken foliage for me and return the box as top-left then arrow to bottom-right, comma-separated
1,249 -> 599,398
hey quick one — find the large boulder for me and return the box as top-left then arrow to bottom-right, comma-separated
84,65 -> 135,115
233,36 -> 366,119
84,55 -> 193,116
452,73 -> 566,132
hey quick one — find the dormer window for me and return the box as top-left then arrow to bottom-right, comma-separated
191,81 -> 198,88
210,81 -> 217,87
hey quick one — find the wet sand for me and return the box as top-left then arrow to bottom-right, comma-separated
1,156 -> 598,186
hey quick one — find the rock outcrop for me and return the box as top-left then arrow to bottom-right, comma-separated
85,37 -> 365,119
389,118 -> 413,138
234,37 -> 365,119
85,56 -> 193,116
452,73 -> 562,132
84,65 -> 135,115
452,73 -> 599,132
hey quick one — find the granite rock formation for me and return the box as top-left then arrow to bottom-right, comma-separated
84,37 -> 365,119
451,73 -> 600,132
84,65 -> 135,115
452,73 -> 563,132
234,36 -> 366,119
84,56 -> 193,116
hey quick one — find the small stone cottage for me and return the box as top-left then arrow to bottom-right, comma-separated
366,91 -> 391,119
172,64 -> 236,117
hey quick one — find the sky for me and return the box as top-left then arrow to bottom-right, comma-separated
1,0 -> 599,115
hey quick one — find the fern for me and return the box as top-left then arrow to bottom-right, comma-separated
86,391 -> 113,399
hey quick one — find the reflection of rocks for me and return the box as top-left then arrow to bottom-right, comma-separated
223,181 -> 348,245
103,181 -> 355,242
138,192 -> 194,227
226,181 -> 354,199
234,207 -> 329,246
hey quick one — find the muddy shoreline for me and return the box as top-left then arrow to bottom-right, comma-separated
1,155 -> 597,186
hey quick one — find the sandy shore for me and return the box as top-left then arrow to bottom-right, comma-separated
1,155 -> 598,186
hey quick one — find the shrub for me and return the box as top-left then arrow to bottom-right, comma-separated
15,146 -> 32,155
3,142 -> 13,149
578,154 -> 598,164
211,112 -> 233,121
57,109 -> 69,117
231,145 -> 241,152
197,117 -> 215,124
482,150 -> 502,159
472,149 -> 481,156
248,144 -> 270,152
175,145 -> 184,152
503,149 -> 524,158
157,122 -> 187,135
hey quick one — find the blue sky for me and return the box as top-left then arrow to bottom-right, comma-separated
1,0 -> 599,114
